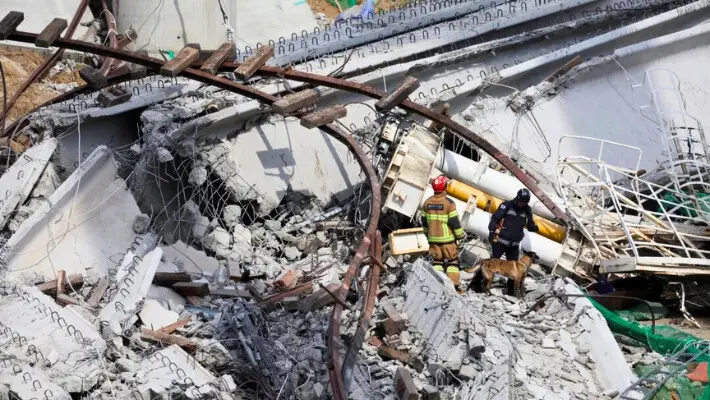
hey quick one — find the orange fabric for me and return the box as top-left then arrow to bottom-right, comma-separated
688,362 -> 708,383
429,243 -> 459,265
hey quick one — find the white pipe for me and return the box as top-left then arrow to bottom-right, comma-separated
614,22 -> 710,58
443,0 -> 710,101
437,149 -> 566,221
421,188 -> 564,267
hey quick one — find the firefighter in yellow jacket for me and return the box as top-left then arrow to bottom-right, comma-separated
421,175 -> 466,291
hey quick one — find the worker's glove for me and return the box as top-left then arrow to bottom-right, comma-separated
488,231 -> 496,243
456,239 -> 464,249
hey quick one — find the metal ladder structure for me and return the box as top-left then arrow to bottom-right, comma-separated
620,340 -> 710,400
634,69 -> 710,224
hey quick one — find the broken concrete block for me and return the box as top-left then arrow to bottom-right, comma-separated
133,213 -> 151,234
222,205 -> 242,228
203,227 -> 231,259
0,138 -> 56,230
459,362 -> 477,381
394,368 -> 419,400
284,246 -> 302,261
116,358 -> 138,373
139,299 -> 180,330
97,85 -> 132,107
137,345 -> 216,394
164,241 -> 220,275
4,146 -> 142,281
188,166 -> 208,186
99,247 -> 162,324
156,147 -> 173,163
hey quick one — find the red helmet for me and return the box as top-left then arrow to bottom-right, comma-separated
432,175 -> 447,192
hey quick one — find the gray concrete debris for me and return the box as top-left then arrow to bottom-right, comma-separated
352,259 -> 633,400
222,205 -> 243,228
3,146 -> 142,281
133,213 -> 151,234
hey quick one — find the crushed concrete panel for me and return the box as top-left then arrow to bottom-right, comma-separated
0,138 -> 57,230
3,146 -> 142,281
0,283 -> 106,393
162,240 -> 220,276
134,344 -> 217,397
99,247 -> 162,324
203,117 -> 364,215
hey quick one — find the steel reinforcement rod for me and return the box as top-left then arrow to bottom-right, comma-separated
4,29 -> 381,400
5,30 -> 568,223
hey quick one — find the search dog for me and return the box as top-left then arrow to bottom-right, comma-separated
475,252 -> 538,298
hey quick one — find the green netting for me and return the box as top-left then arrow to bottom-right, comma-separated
635,365 -> 708,400
589,298 -> 710,399
617,301 -> 669,322
660,191 -> 710,218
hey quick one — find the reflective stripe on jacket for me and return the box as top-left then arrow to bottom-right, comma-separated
420,192 -> 466,243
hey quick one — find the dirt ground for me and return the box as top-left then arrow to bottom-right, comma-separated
0,47 -> 85,126
307,0 -> 415,19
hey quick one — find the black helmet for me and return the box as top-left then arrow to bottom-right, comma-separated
516,188 -> 531,204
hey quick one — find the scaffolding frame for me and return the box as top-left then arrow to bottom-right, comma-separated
555,135 -> 710,275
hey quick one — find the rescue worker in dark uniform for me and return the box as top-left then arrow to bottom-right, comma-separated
488,188 -> 539,295
421,175 -> 466,291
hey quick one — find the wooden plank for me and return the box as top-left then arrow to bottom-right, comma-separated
56,293 -> 81,306
200,42 -> 236,75
0,11 -> 24,41
86,277 -> 110,307
258,282 -> 314,308
234,46 -> 273,80
272,89 -> 319,116
140,329 -> 197,352
153,272 -> 192,287
35,18 -> 67,48
55,270 -> 66,298
300,105 -> 347,129
158,318 -> 191,334
375,76 -> 420,112
79,66 -> 108,90
171,282 -> 209,297
36,274 -> 83,295
545,55 -> 582,83
160,46 -> 200,77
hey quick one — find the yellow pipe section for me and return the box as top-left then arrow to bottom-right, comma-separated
446,179 -> 567,243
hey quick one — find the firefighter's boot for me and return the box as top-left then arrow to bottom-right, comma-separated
446,266 -> 464,294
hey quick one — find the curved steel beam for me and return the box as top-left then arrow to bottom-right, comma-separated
6,30 -> 567,222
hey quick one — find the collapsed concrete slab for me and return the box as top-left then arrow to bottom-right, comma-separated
0,138 -> 57,230
202,117 -> 364,215
134,344 -> 217,398
3,146 -> 142,281
0,283 -> 106,393
162,240 -> 220,276
99,247 -> 162,325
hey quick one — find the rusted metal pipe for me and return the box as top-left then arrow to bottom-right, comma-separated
98,0 -> 118,76
0,0 -> 89,132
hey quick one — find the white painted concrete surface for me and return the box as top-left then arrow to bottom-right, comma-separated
203,117 -> 364,215
3,146 -> 142,281
114,0 -> 317,55
0,138 -> 57,230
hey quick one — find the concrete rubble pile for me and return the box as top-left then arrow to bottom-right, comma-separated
347,259 -> 636,400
